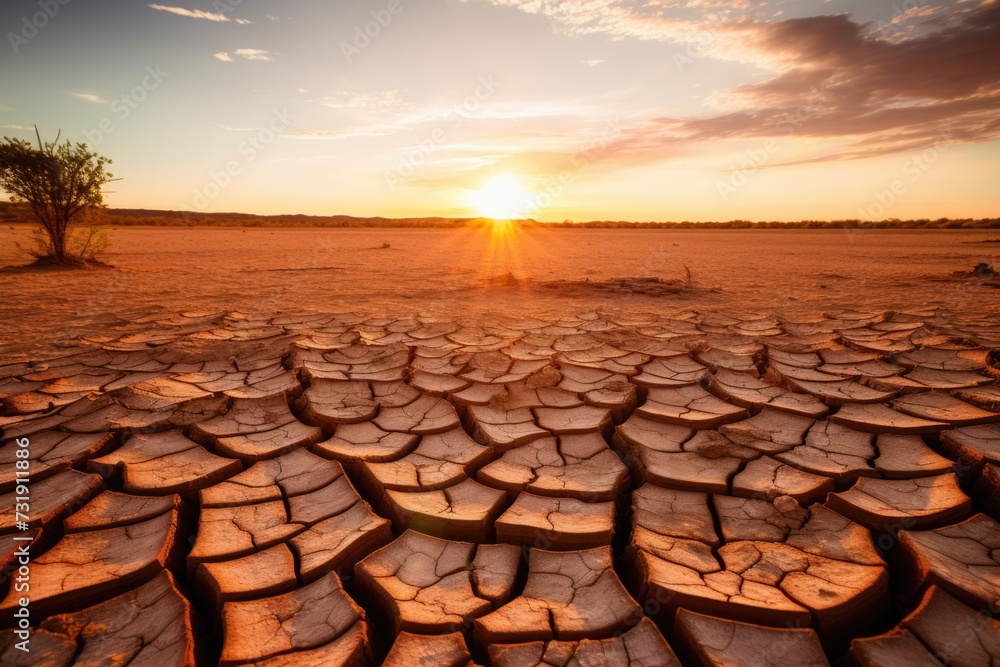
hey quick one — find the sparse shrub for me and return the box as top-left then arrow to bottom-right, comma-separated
0,127 -> 115,265
16,208 -> 110,263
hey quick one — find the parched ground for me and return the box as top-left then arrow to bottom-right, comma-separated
1,226 -> 998,361
1,307 -> 999,666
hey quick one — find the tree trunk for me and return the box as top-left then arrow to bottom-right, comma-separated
50,220 -> 67,263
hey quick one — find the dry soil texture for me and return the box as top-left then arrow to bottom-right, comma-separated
1,226 -> 998,359
0,227 -> 998,665
0,307 -> 998,666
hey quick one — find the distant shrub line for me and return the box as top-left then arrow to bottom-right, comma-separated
1,203 -> 997,230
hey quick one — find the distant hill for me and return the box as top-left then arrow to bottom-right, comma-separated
1,202 -> 997,229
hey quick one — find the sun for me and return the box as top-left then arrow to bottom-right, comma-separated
467,175 -> 531,220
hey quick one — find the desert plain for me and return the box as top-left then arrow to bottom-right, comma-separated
1,226 -> 998,359
0,225 -> 999,666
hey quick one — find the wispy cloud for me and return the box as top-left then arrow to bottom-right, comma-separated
583,59 -> 604,66
214,122 -> 258,132
468,0 -> 965,54
465,0 -> 775,44
214,49 -> 273,62
464,1 -> 1000,171
321,91 -> 412,111
293,101 -> 585,142
148,4 -> 252,24
71,92 -> 109,104
289,126 -> 403,140
0,124 -> 31,131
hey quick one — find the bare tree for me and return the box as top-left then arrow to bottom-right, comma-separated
0,126 -> 114,264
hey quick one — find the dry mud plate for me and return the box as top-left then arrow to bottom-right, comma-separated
0,308 -> 999,666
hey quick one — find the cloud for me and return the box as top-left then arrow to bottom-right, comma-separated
583,59 -> 604,65
289,126 -> 403,140
465,0 -> 782,44
467,0 -> 967,53
71,93 -> 109,104
321,91 -> 412,111
0,124 -> 31,131
465,2 -> 1000,172
214,49 -> 273,62
148,4 -> 252,23
293,100 -> 587,143
214,123 -> 258,132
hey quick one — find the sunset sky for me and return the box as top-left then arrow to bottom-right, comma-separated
1,0 -> 998,221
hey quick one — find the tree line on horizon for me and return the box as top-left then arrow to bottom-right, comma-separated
2,202 -> 997,230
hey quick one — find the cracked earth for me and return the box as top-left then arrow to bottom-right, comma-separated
0,308 -> 999,665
